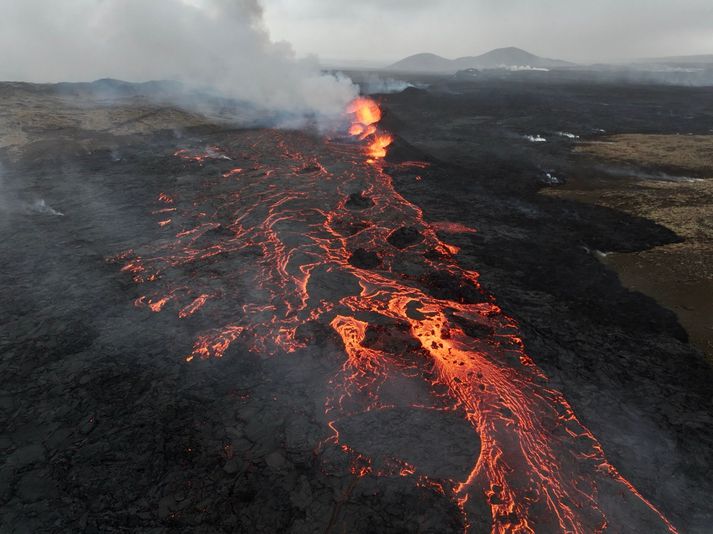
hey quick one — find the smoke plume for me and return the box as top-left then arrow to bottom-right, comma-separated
359,73 -> 415,95
0,0 -> 358,121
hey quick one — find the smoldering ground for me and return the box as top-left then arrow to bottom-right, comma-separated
2,75 -> 713,532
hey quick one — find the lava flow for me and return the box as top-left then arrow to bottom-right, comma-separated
114,98 -> 678,533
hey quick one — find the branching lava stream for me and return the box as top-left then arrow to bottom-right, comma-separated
114,99 -> 678,533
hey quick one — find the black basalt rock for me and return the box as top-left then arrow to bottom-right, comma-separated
345,192 -> 374,210
419,270 -> 487,304
387,226 -> 424,249
348,248 -> 381,270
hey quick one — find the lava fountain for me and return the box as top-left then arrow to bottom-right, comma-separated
113,98 -> 678,533
347,97 -> 393,160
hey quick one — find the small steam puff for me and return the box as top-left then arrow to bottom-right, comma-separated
556,131 -> 580,139
0,0 -> 358,123
28,199 -> 64,217
0,163 -> 63,217
359,74 -> 414,95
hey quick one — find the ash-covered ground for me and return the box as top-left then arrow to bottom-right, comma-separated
1,77 -> 712,533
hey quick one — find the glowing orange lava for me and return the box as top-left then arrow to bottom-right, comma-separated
348,97 -> 382,126
432,221 -> 478,235
348,97 -> 392,160
113,99 -> 679,533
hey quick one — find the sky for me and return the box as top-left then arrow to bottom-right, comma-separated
262,0 -> 713,65
0,0 -> 358,120
1,0 -> 711,90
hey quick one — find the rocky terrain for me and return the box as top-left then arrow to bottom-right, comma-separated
380,79 -> 713,531
549,135 -> 713,360
1,78 -> 712,533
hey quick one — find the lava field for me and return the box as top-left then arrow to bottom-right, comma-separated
1,80 -> 712,533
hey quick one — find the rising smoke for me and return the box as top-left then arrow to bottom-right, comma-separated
0,0 -> 358,122
358,73 -> 415,95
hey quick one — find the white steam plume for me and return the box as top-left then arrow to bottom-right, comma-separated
0,0 -> 358,121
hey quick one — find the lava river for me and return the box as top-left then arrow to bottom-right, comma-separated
114,99 -> 678,533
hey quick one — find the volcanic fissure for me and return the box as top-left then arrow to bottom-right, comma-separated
113,98 -> 678,533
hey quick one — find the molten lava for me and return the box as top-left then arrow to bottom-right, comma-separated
348,97 -> 392,160
367,133 -> 394,159
113,98 -> 679,533
348,97 -> 382,126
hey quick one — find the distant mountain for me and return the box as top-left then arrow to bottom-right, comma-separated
387,53 -> 454,73
455,47 -> 574,69
388,47 -> 574,73
635,54 -> 713,66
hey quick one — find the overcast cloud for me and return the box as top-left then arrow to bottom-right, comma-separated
1,0 -> 710,97
0,0 -> 357,121
263,0 -> 713,64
